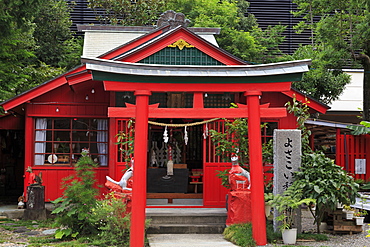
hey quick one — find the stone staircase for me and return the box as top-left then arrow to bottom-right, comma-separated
146,208 -> 227,234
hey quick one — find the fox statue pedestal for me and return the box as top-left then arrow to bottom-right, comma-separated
24,185 -> 47,220
226,156 -> 252,225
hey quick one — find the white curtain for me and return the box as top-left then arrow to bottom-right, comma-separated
97,119 -> 108,166
34,118 -> 47,165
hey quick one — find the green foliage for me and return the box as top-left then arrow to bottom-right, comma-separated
51,153 -> 99,239
297,232 -> 328,241
285,97 -> 312,154
271,187 -> 315,231
210,118 -> 249,164
223,221 -> 328,245
0,0 -> 82,102
266,220 -> 281,243
292,45 -> 351,105
223,223 -> 256,247
34,0 -> 82,69
210,119 -> 274,188
216,168 -> 230,189
347,120 -> 370,135
88,193 -> 132,246
88,0 -> 167,26
166,0 -> 287,63
0,0 -> 47,38
290,152 -> 359,233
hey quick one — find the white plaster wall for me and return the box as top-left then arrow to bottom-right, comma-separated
82,31 -> 146,58
82,31 -> 219,58
328,70 -> 363,111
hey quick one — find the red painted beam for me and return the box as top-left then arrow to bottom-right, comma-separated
66,70 -> 92,86
103,81 -> 291,93
108,106 -> 287,118
282,90 -> 328,114
2,65 -> 87,111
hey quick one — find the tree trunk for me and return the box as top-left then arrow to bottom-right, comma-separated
361,53 -> 370,120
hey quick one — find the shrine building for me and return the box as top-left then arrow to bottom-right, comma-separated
0,11 -> 328,246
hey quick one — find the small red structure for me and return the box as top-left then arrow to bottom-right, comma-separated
226,156 -> 252,225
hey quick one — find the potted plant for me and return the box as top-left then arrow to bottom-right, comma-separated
271,187 -> 315,245
353,196 -> 368,225
353,210 -> 367,225
342,205 -> 355,220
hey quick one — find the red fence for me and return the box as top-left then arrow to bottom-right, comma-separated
337,134 -> 370,182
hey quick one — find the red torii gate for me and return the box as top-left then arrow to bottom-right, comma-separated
84,57 -> 311,247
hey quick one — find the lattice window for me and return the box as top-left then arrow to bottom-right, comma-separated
34,118 -> 108,166
204,93 -> 234,108
138,47 -> 224,65
116,92 -> 193,108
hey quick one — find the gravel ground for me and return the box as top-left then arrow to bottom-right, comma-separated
1,209 -> 370,246
266,209 -> 370,247
0,221 -> 56,247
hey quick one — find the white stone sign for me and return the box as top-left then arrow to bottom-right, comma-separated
273,129 -> 302,195
273,129 -> 302,232
355,159 -> 366,174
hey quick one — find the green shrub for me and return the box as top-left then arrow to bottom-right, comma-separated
51,151 -> 99,239
90,192 -> 131,246
223,223 -> 256,247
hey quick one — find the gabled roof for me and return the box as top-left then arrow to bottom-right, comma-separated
106,25 -> 247,65
1,65 -> 89,111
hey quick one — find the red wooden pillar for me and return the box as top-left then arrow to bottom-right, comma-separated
130,90 -> 151,247
245,91 -> 267,246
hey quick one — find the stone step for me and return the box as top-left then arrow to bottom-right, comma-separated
146,208 -> 227,234
147,223 -> 226,234
147,215 -> 227,224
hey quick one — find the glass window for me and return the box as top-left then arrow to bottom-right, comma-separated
34,118 -> 108,166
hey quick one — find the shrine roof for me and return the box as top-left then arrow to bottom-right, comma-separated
83,57 -> 311,79
78,24 -> 221,58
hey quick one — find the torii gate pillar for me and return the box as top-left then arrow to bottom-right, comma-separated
130,90 -> 151,247
245,91 -> 267,246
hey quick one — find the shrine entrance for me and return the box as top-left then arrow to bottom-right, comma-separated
146,119 -> 204,206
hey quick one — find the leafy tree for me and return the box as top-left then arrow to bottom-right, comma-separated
291,45 -> 351,105
166,0 -> 287,63
88,0 -> 166,26
0,0 -> 81,102
34,0 -> 82,69
293,0 -> 370,119
0,0 -> 46,37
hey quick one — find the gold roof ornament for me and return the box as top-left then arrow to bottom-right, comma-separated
168,39 -> 194,50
